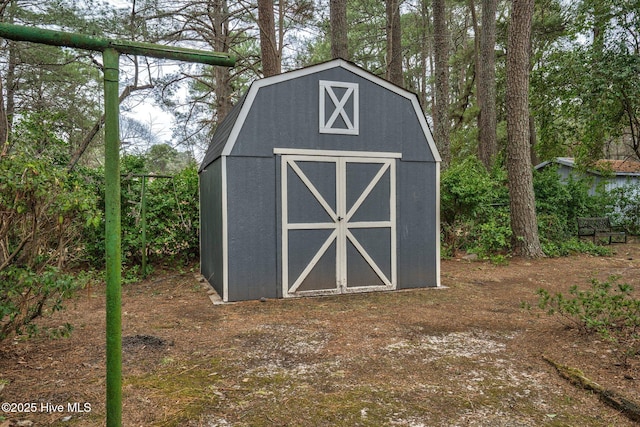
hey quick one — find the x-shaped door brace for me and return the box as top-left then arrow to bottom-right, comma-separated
283,156 -> 393,294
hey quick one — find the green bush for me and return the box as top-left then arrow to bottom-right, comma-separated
0,150 -> 100,342
441,156 -> 505,223
533,166 -> 602,239
535,276 -> 640,366
144,165 -> 200,264
84,154 -> 200,273
467,210 -> 512,259
441,157 -> 510,257
532,166 -> 613,256
598,183 -> 640,235
533,167 -> 573,239
0,118 -> 201,341
0,267 -> 82,340
539,236 -> 611,257
441,158 -> 614,259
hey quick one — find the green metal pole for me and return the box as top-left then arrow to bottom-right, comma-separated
103,47 -> 122,427
0,23 -> 235,66
141,175 -> 147,278
0,23 -> 235,426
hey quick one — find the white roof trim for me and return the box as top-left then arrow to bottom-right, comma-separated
220,59 -> 441,162
273,148 -> 402,158
534,157 -> 575,170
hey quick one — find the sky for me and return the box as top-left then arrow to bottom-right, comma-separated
104,0 -> 178,150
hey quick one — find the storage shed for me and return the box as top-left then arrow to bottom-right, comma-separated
535,157 -> 640,194
199,59 -> 441,302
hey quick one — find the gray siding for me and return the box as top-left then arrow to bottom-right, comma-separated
199,95 -> 248,172
397,161 -> 438,288
226,156 -> 279,301
552,164 -> 640,195
199,159 -> 224,297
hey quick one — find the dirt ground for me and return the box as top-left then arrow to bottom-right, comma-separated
1,243 -> 640,426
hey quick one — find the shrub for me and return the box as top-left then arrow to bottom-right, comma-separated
83,155 -> 200,273
144,165 -> 200,265
539,237 -> 611,258
598,183 -> 640,235
440,156 -> 510,257
535,276 -> 640,366
0,267 -> 81,340
0,152 -> 100,342
533,166 -> 614,256
533,167 -> 573,240
466,209 -> 512,259
442,158 -> 621,259
533,166 -> 601,239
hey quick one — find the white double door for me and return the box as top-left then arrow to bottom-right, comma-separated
281,153 -> 397,297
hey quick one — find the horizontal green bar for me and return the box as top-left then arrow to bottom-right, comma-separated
0,23 -> 235,67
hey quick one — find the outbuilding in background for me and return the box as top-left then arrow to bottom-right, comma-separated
199,59 -> 441,302
535,157 -> 640,195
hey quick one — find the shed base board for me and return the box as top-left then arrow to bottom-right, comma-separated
196,278 -> 225,305
202,283 -> 446,305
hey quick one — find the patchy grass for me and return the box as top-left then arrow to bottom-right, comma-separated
125,358 -> 228,426
2,248 -> 640,425
119,327 -> 628,426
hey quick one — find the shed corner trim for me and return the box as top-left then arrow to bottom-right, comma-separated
221,155 -> 229,302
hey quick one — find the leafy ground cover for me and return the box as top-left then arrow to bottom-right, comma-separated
1,244 -> 640,426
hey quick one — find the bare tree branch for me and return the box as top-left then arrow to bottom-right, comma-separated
67,83 -> 153,171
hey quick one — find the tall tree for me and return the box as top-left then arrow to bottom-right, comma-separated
385,0 -> 402,86
0,0 -> 108,161
0,0 -> 15,157
258,0 -> 281,76
506,0 -> 543,257
530,0 -> 640,162
477,0 -> 498,169
140,0 -> 254,153
330,0 -> 348,59
0,78 -> 7,156
210,0 -> 233,122
432,0 -> 451,166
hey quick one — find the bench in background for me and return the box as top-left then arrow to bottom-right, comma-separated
577,217 -> 627,244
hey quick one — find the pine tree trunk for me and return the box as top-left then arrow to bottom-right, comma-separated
419,1 -> 430,109
2,39 -> 16,155
258,0 -> 280,77
0,77 -> 8,157
385,0 -> 403,87
330,0 -> 348,60
432,0 -> 451,167
477,0 -> 498,169
506,0 -> 543,258
212,0 -> 232,123
0,3 -> 13,156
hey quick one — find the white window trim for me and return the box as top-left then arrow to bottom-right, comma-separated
319,80 -> 359,135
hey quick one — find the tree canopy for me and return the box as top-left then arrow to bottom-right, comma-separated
1,0 -> 638,262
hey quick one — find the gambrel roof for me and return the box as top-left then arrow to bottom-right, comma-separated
199,59 -> 440,172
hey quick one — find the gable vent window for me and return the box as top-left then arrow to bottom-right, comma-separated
319,80 -> 359,135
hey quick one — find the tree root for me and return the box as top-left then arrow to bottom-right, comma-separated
543,355 -> 640,423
